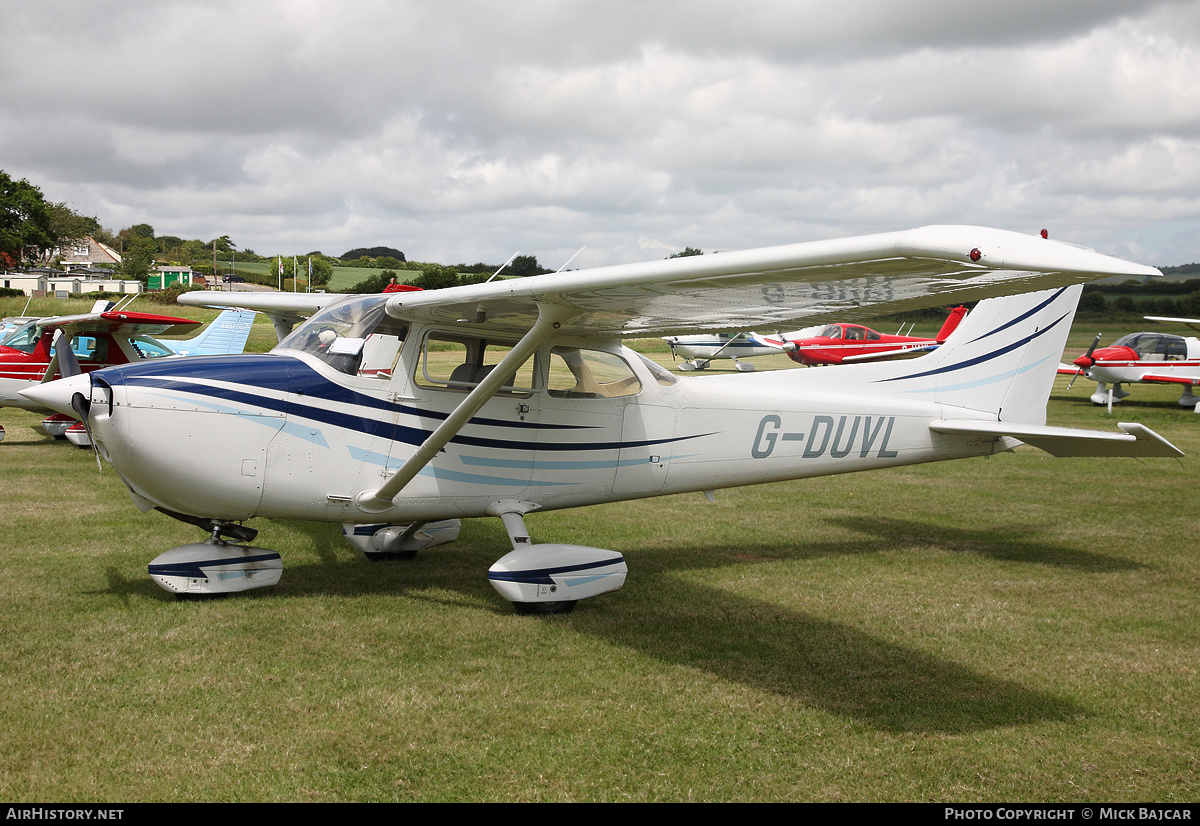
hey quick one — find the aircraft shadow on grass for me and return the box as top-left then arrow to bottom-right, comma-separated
87,514 -> 1110,735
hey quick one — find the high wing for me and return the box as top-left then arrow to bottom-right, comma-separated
378,226 -> 1159,337
178,226 -> 1159,340
177,292 -> 338,342
1145,316 -> 1200,334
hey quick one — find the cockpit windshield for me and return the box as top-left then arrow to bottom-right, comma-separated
277,295 -> 409,377
0,321 -> 41,352
1111,332 -> 1187,360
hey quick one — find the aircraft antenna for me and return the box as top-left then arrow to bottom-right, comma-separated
556,247 -> 586,273
486,252 -> 520,283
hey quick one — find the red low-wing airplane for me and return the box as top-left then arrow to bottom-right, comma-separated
0,308 -> 203,442
1058,316 -> 1200,411
751,306 -> 967,366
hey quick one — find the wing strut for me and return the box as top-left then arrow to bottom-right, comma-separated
354,301 -> 580,513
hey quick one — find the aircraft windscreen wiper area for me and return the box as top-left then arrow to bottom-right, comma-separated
21,225 -> 1181,613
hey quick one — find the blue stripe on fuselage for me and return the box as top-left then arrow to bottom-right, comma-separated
98,354 -> 706,453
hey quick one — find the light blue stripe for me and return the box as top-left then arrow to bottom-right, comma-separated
893,354 -> 1051,394
461,455 -> 621,470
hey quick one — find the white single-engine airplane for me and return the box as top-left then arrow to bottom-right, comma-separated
1060,316 -> 1200,411
24,226 -> 1183,613
661,331 -> 806,372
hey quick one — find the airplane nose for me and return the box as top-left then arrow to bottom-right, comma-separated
20,373 -> 92,416
1073,353 -> 1094,369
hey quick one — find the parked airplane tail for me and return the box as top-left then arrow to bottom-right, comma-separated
869,285 -> 1083,426
162,308 -> 257,357
934,305 -> 969,342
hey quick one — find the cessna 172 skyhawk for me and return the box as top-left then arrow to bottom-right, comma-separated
23,226 -> 1183,613
661,330 -> 795,372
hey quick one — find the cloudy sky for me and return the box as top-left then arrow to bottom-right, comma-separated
4,0 -> 1200,269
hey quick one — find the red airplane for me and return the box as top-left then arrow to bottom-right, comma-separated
0,307 -> 203,442
753,306 -> 968,366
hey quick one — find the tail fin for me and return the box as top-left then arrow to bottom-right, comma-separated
871,284 -> 1082,425
934,305 -> 968,342
164,309 -> 257,357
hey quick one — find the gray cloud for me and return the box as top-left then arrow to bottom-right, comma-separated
3,0 -> 1199,267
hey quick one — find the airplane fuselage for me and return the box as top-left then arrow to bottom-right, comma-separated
79,330 -> 998,526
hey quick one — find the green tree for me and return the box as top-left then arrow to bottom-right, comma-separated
669,247 -> 704,258
47,202 -> 100,251
410,263 -> 461,290
342,269 -> 405,294
308,257 -> 333,288
1078,291 -> 1107,314
0,171 -> 57,268
120,234 -> 156,282
508,255 -> 550,277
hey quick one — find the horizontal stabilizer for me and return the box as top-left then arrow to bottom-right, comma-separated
930,419 -> 1184,458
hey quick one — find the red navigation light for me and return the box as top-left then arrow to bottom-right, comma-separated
969,248 -> 982,262
1041,229 -> 1048,239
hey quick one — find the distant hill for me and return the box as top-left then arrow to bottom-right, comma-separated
1160,263 -> 1200,278
340,246 -> 405,261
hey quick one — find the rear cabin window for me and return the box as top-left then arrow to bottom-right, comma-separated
547,347 -> 641,399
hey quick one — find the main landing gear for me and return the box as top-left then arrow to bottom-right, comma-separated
146,504 -> 628,613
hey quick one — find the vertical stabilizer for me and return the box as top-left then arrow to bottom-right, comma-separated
934,305 -> 969,342
163,309 -> 257,357
872,285 -> 1082,424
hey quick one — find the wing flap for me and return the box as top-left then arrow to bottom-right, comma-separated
931,419 -> 1183,458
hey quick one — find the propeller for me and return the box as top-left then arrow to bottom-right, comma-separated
1067,333 -> 1101,390
42,329 -> 82,383
70,388 -> 102,472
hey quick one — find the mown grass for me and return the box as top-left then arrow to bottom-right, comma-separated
0,311 -> 1197,802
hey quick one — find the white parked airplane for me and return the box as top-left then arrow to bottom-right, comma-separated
661,331 -> 806,372
1060,316 -> 1200,411
23,226 -> 1182,612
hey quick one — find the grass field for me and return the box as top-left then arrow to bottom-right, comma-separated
0,304 -> 1197,802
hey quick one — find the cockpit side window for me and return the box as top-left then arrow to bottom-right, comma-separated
414,331 -> 536,396
73,335 -> 111,363
128,336 -> 175,359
